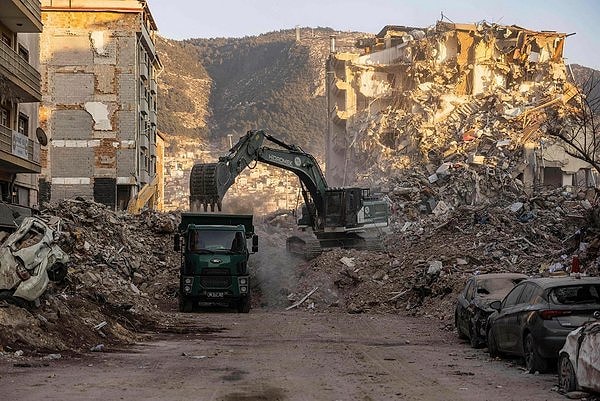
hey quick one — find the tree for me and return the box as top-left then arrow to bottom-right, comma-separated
546,72 -> 600,174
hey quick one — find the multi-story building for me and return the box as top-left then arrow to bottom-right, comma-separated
39,0 -> 163,210
0,0 -> 43,227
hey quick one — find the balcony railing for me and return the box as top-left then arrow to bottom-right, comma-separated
150,78 -> 157,94
0,41 -> 41,102
150,109 -> 157,126
139,22 -> 156,58
139,60 -> 148,80
0,124 -> 41,172
139,133 -> 149,149
140,98 -> 149,115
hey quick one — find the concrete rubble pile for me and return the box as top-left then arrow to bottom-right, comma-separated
287,186 -> 600,319
0,198 -> 180,355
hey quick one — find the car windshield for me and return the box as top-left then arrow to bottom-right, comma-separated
477,277 -> 525,296
549,284 -> 600,305
188,230 -> 245,253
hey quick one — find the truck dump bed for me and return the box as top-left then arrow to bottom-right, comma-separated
179,213 -> 254,236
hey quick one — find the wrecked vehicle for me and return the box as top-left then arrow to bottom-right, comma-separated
0,216 -> 69,304
487,277 -> 600,373
455,272 -> 528,348
558,321 -> 600,394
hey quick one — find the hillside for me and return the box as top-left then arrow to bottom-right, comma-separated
186,28 -> 361,155
156,36 -> 211,149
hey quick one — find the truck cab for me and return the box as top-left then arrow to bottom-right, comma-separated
175,213 -> 257,313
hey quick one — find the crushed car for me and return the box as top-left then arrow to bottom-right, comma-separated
455,273 -> 528,348
558,320 -> 600,394
487,277 -> 600,373
0,216 -> 69,304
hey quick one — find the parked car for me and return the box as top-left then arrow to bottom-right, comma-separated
487,277 -> 600,373
558,320 -> 600,394
455,273 -> 528,347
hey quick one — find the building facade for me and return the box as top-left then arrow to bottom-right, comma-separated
0,0 -> 43,221
40,0 -> 162,210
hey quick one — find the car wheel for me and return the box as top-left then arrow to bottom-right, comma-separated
47,262 -> 68,282
487,328 -> 499,357
455,312 -> 467,339
469,322 -> 483,349
558,353 -> 577,393
524,333 -> 548,373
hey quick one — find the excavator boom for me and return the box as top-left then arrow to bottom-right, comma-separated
189,130 -> 389,258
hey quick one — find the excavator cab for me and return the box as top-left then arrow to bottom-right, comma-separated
324,188 -> 361,228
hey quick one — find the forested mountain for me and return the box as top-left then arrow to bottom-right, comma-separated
158,28 -> 363,156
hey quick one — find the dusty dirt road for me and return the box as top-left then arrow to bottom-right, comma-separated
1,311 -> 563,401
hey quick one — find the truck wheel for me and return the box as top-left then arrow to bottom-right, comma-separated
179,296 -> 193,313
237,296 -> 250,313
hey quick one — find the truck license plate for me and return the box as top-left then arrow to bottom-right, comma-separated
207,291 -> 224,298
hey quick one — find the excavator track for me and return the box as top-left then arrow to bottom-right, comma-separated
189,163 -> 221,212
286,235 -> 323,260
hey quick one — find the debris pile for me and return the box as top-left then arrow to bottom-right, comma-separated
0,199 -> 181,355
287,186 -> 598,320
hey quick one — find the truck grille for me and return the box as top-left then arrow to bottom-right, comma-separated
201,268 -> 229,276
200,276 -> 231,289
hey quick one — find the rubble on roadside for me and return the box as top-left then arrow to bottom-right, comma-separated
0,198 -> 181,355
286,185 -> 599,320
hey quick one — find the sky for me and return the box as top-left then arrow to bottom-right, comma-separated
147,0 -> 600,69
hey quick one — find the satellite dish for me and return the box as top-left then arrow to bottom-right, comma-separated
36,127 -> 48,146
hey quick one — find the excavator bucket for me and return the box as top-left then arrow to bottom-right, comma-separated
189,163 -> 222,212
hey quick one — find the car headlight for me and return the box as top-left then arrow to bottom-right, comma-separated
240,286 -> 248,293
239,277 -> 248,285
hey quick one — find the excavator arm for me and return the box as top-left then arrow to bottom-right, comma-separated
190,130 -> 329,229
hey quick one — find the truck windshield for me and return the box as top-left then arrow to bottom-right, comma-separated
188,230 -> 245,253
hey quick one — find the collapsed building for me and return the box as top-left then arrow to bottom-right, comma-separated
325,21 -> 591,198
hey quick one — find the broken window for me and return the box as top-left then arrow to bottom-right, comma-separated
18,113 -> 28,136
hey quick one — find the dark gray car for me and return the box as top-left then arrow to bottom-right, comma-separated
455,273 -> 528,348
486,277 -> 600,373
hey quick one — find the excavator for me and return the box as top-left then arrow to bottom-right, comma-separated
189,130 -> 389,258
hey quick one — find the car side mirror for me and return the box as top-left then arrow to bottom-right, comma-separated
489,300 -> 501,311
174,233 -> 180,252
252,234 -> 258,253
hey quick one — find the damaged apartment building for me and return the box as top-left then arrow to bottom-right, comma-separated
0,0 -> 43,228
39,0 -> 164,210
326,21 -> 591,199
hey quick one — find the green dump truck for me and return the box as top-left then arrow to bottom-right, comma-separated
174,213 -> 258,313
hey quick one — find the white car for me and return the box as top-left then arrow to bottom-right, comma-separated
558,320 -> 600,394
0,216 -> 69,303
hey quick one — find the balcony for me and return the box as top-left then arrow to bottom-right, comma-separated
139,133 -> 149,149
150,78 -> 157,94
138,22 -> 157,59
0,40 -> 41,102
0,0 -> 42,33
139,98 -> 148,115
139,60 -> 148,81
0,124 -> 41,173
149,109 -> 156,126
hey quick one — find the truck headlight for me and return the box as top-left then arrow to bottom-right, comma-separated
240,286 -> 248,293
184,285 -> 191,293
184,277 -> 193,285
239,277 -> 248,285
